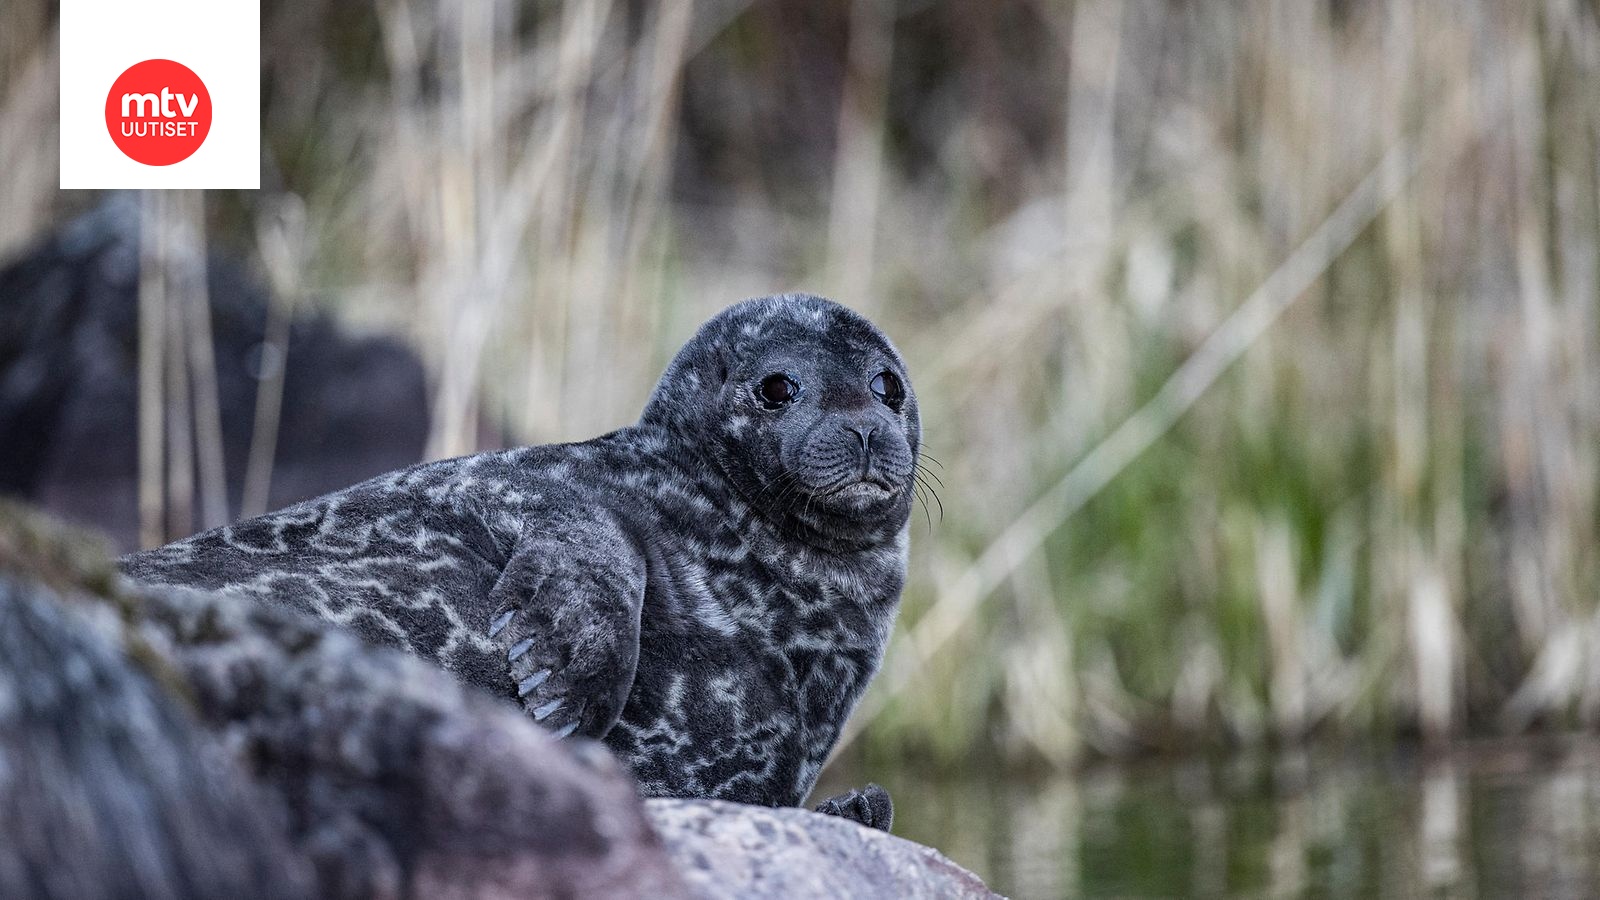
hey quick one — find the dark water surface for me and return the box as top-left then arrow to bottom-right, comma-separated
817,739 -> 1600,898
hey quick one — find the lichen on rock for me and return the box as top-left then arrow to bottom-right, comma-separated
645,798 -> 1000,899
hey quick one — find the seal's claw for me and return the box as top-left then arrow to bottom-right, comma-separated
507,637 -> 534,661
552,720 -> 579,739
516,669 -> 551,697
532,698 -> 563,721
487,609 -> 515,638
814,783 -> 893,832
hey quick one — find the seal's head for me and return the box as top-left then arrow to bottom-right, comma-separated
643,294 -> 920,550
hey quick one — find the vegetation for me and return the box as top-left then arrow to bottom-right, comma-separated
6,0 -> 1600,771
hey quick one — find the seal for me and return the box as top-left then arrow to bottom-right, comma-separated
121,293 -> 920,817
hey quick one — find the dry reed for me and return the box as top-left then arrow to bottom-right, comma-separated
5,0 -> 1600,768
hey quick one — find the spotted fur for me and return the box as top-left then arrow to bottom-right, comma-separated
121,294 -> 919,808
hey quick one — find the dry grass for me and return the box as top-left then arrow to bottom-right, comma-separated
7,0 -> 1600,769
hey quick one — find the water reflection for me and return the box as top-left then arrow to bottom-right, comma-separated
817,739 -> 1600,898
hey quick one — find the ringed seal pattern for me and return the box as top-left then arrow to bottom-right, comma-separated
121,293 -> 921,814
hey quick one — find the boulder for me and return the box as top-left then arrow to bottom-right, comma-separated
0,549 -> 315,900
645,798 -> 999,899
0,503 -> 686,899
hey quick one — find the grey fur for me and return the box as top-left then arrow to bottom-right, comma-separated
121,294 -> 920,809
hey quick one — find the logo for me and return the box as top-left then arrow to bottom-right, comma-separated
62,0 -> 257,188
104,59 -> 212,166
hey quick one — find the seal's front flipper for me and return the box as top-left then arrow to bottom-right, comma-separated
484,514 -> 645,741
813,783 -> 893,832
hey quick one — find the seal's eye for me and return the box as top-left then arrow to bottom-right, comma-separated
870,370 -> 905,408
757,373 -> 800,407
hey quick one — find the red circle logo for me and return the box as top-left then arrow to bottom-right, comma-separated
104,60 -> 212,166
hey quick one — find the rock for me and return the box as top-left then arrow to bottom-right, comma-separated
0,503 -> 687,899
0,550 -> 315,900
0,199 -> 437,550
644,798 -> 1000,899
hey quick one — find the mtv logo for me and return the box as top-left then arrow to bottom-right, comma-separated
60,0 -> 258,189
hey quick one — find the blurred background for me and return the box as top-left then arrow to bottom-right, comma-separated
7,0 -> 1600,895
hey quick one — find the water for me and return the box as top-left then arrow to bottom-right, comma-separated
817,738 -> 1600,898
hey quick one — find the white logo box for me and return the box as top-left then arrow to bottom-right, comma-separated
60,0 -> 259,189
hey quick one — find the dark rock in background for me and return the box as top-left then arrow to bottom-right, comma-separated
0,201 -> 432,550
0,504 -> 687,899
645,798 -> 999,899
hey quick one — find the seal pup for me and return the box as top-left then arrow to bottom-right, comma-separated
122,293 -> 919,821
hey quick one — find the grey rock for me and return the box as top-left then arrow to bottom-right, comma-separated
645,798 -> 999,899
0,567 -> 314,900
0,503 -> 687,899
132,584 -> 687,899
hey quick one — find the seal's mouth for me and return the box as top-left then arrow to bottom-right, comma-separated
822,477 -> 897,500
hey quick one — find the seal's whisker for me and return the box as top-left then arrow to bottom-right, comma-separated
921,461 -> 940,512
759,469 -> 815,516
773,477 -> 807,512
912,472 -> 944,522
754,469 -> 797,506
911,482 -> 933,532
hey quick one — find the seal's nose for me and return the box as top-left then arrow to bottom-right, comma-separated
846,423 -> 877,477
846,423 -> 876,451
